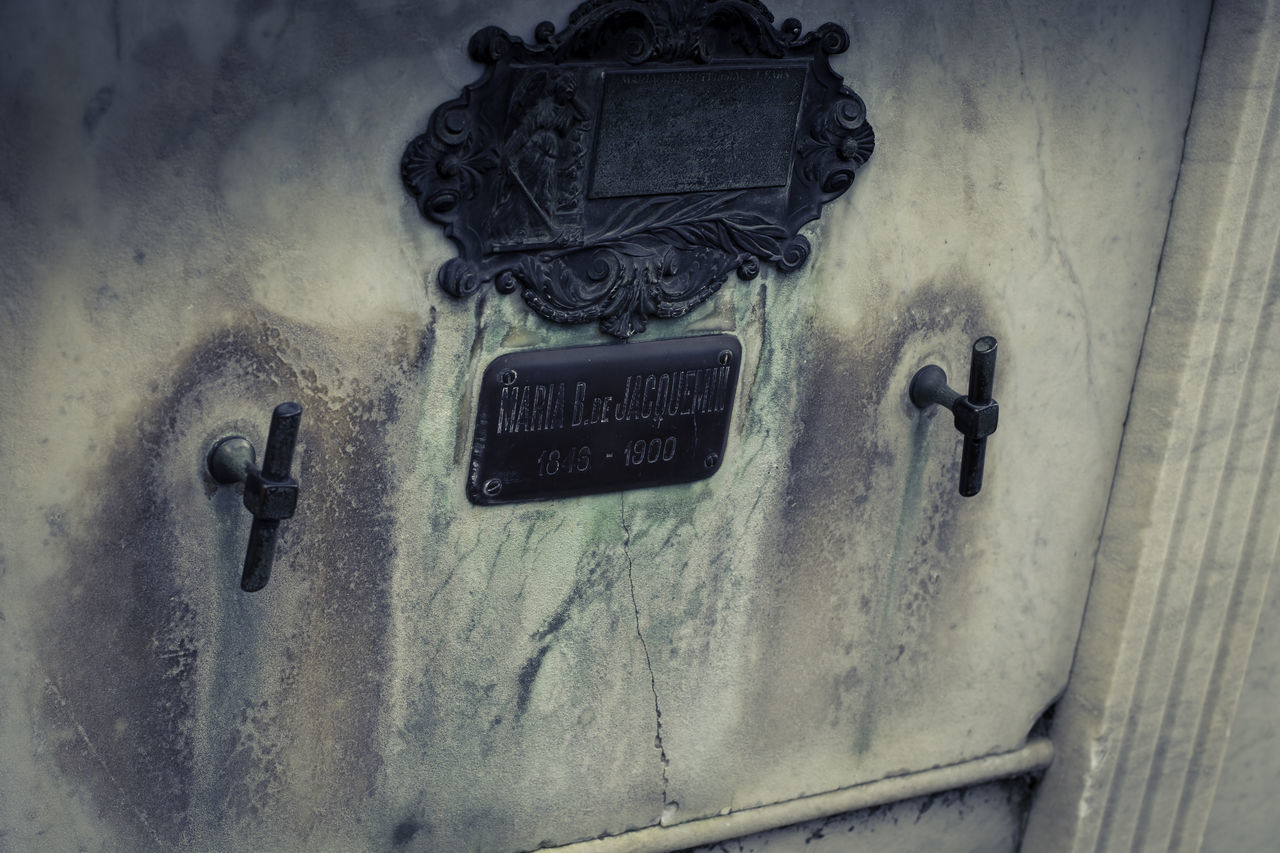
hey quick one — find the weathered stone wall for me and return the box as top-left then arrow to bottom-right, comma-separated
0,1 -> 1208,850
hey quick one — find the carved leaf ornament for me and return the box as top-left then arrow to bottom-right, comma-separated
402,0 -> 874,338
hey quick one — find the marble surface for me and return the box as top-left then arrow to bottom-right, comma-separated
1203,569 -> 1280,852
0,0 -> 1209,850
1024,1 -> 1280,848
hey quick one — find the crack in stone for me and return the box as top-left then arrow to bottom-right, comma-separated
620,493 -> 672,816
44,677 -> 166,848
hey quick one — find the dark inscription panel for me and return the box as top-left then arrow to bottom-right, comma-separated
402,3 -> 877,339
589,65 -> 808,198
468,335 -> 742,504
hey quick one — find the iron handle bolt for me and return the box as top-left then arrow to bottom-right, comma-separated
207,402 -> 302,592
909,336 -> 999,497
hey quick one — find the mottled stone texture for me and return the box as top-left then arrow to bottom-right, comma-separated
0,1 -> 1207,851
1024,1 -> 1280,850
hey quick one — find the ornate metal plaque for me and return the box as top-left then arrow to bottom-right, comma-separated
467,334 -> 741,504
402,0 -> 874,338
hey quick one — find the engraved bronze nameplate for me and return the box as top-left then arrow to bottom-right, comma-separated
590,66 -> 809,197
402,0 -> 874,339
468,335 -> 741,504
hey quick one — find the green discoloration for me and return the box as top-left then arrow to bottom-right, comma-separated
1,0 -> 1209,847
858,415 -> 932,754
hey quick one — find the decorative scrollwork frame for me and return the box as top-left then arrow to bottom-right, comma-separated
402,0 -> 874,338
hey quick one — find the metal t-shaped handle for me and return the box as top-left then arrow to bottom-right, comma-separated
909,337 -> 999,497
207,402 -> 302,591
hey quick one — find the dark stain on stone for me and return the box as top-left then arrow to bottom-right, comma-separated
10,0 -> 518,250
531,574 -> 594,643
43,506 -> 68,539
34,316 -> 434,847
392,817 -> 423,846
109,0 -> 122,60
516,644 -> 551,717
746,274 -> 1000,751
959,80 -> 986,135
235,0 -> 277,19
82,85 -> 114,134
775,276 -> 995,588
468,294 -> 489,364
533,598 -> 574,643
